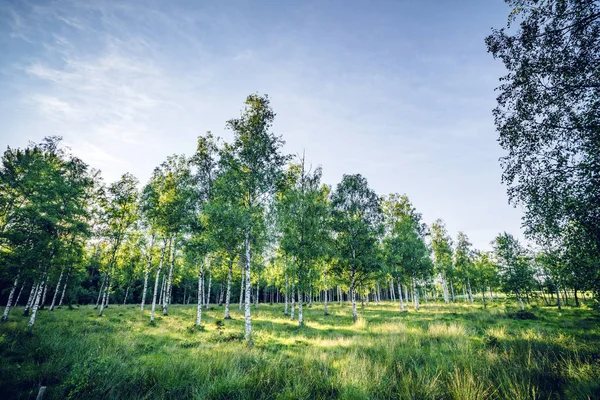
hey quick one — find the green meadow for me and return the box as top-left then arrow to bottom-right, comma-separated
1,301 -> 599,399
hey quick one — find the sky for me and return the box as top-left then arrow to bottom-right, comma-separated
0,0 -> 525,250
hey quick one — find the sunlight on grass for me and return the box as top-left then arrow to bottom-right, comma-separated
1,301 -> 599,399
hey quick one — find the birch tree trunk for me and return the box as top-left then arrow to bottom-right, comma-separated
141,233 -> 155,311
555,281 -> 562,310
351,268 -> 357,322
254,270 -> 259,309
323,265 -> 328,316
224,260 -> 234,319
2,275 -> 19,321
397,281 -> 405,312
205,269 -> 212,309
150,241 -> 167,323
39,282 -> 48,310
15,284 -> 24,307
284,273 -> 289,315
196,262 -> 204,327
243,229 -> 253,344
48,269 -> 64,311
239,266 -> 244,311
23,283 -> 37,316
467,275 -> 474,304
123,286 -> 130,305
290,282 -> 295,320
163,238 -> 175,315
98,275 -> 111,316
412,275 -> 420,310
298,289 -> 303,326
517,291 -> 525,311
442,274 -> 450,304
450,280 -> 455,302
58,271 -> 69,307
95,273 -> 107,309
28,273 -> 47,327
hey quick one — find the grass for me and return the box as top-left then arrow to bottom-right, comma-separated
1,300 -> 599,399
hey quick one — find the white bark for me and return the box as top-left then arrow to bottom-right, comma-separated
255,270 -> 259,308
95,272 -> 107,309
442,274 -> 450,304
150,241 -> 167,323
49,269 -> 64,311
58,273 -> 69,307
123,286 -> 130,305
205,268 -> 212,309
163,238 -> 175,315
40,281 -> 48,309
23,283 -> 36,315
141,233 -> 155,311
284,273 -> 289,315
351,269 -> 357,322
28,273 -> 47,327
2,275 -> 19,321
518,291 -> 525,311
290,282 -> 295,320
243,229 -> 253,344
412,275 -> 419,310
15,284 -> 24,307
298,289 -> 303,326
397,281 -> 405,312
98,276 -> 111,316
323,265 -> 328,316
239,265 -> 244,311
224,260 -> 233,319
196,263 -> 203,326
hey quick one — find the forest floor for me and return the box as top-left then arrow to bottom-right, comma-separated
1,300 -> 599,399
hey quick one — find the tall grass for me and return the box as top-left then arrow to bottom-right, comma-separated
0,301 -> 598,399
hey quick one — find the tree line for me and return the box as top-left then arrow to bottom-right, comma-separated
0,94 -> 596,344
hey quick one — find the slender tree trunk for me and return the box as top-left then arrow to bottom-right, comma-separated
49,269 -> 64,311
2,275 -> 19,321
239,264 -> 244,311
150,240 -> 168,323
224,259 -> 234,319
205,269 -> 212,309
123,286 -> 130,305
23,283 -> 37,316
390,278 -> 395,301
141,233 -> 155,311
196,262 -> 204,327
39,281 -> 48,310
412,274 -> 420,310
28,273 -> 47,327
95,273 -> 107,309
255,270 -> 259,309
290,282 -> 295,320
323,265 -> 329,316
284,273 -> 289,315
555,281 -> 562,310
442,274 -> 449,304
163,237 -> 175,315
351,268 -> 357,322
58,271 -> 69,307
517,291 -> 525,311
298,288 -> 303,326
450,280 -> 455,302
219,283 -> 224,305
397,281 -> 405,312
159,278 -> 165,307
243,229 -> 253,344
574,288 -> 580,307
99,275 -> 111,316
15,284 -> 24,307
467,276 -> 474,304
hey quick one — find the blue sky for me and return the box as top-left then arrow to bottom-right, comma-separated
0,0 -> 524,250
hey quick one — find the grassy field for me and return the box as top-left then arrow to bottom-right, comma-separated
1,300 -> 599,399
